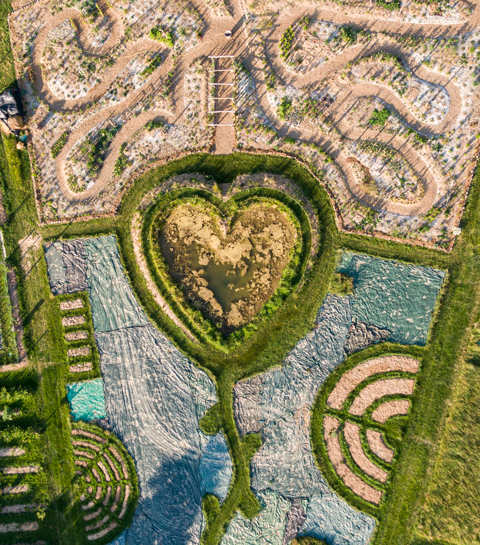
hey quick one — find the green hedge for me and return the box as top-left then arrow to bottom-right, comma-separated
55,291 -> 101,380
142,187 -> 310,347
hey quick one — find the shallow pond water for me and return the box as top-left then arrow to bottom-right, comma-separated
161,237 -> 267,314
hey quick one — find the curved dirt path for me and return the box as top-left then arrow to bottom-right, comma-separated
18,0 -> 479,214
238,9 -> 473,214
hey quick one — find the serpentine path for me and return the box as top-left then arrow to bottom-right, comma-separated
15,0 -> 480,215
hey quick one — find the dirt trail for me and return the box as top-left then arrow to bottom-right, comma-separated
12,0 -> 480,216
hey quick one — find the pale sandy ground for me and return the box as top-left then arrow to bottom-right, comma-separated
323,415 -> 383,504
366,429 -> 394,463
327,355 -> 419,410
371,398 -> 411,423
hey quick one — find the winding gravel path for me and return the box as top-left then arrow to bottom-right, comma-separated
13,0 -> 480,216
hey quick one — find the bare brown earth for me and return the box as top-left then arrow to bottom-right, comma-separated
159,202 -> 297,331
371,398 -> 411,423
343,421 -> 389,483
349,378 -> 416,416
323,415 -> 383,504
366,429 -> 395,463
327,355 -> 419,410
62,315 -> 86,327
59,299 -> 84,311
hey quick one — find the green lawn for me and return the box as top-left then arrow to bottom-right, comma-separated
0,0 -> 16,93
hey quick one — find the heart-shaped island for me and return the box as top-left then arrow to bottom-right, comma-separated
158,203 -> 298,333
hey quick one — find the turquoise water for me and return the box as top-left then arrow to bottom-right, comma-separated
66,378 -> 107,421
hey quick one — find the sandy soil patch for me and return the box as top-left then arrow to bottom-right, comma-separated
87,521 -> 118,541
119,484 -> 130,518
0,521 -> 39,533
60,299 -> 84,311
74,449 -> 95,460
323,415 -> 383,505
84,508 -> 102,522
97,460 -> 111,481
366,429 -> 394,463
1,485 -> 29,495
62,315 -> 86,327
327,356 -> 419,410
343,421 -> 389,483
72,429 -> 107,443
0,447 -> 25,457
70,362 -> 93,373
73,440 -> 101,452
371,399 -> 411,424
1,503 -> 37,514
349,379 -> 416,416
109,447 -> 129,479
86,514 -> 110,532
65,330 -> 89,341
104,453 -> 120,480
68,346 -> 91,358
111,485 -> 121,512
1,465 -> 39,474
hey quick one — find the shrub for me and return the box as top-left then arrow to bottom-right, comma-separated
277,97 -> 293,120
141,53 -> 163,77
51,132 -> 69,158
299,16 -> 311,31
339,26 -> 359,44
149,26 -> 175,47
369,107 -> 391,126
145,120 -> 166,132
280,26 -> 295,60
376,0 -> 401,10
113,143 -> 132,176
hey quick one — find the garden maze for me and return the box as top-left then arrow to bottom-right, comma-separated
72,425 -> 138,542
1,0 -> 480,545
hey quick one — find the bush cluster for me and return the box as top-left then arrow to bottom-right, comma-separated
377,0 -> 401,10
277,96 -> 293,120
149,26 -> 175,48
80,126 -> 120,175
51,132 -> 69,159
280,26 -> 295,60
140,53 -> 163,77
114,143 -> 132,177
369,107 -> 391,126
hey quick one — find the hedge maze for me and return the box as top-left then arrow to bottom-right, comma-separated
313,355 -> 420,512
71,424 -> 138,543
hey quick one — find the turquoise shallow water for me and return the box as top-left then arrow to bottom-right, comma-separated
66,378 -> 106,421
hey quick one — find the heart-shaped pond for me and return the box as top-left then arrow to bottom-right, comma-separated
158,202 -> 298,332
